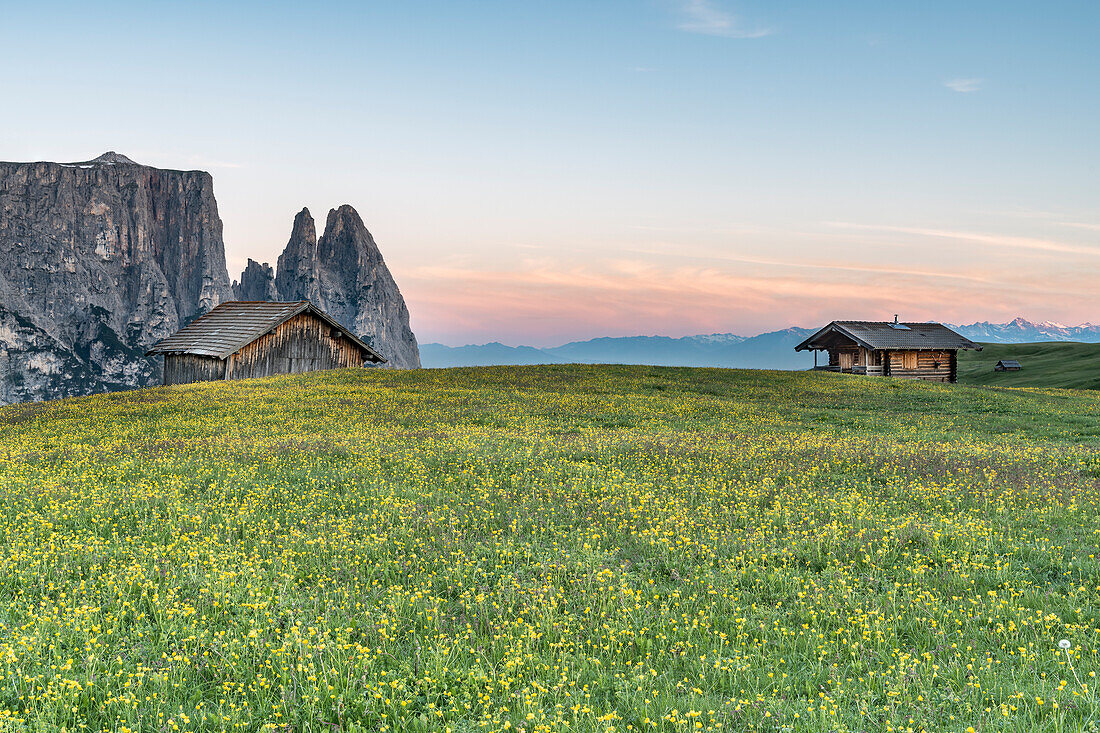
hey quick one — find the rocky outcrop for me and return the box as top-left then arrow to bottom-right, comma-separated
0,152 -> 419,403
273,209 -> 319,304
233,259 -> 278,301
265,206 -> 420,369
0,152 -> 235,402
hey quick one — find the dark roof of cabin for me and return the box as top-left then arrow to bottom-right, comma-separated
795,321 -> 982,352
996,359 -> 1022,368
145,301 -> 386,362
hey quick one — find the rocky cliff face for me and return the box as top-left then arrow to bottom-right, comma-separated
232,259 -> 278,301
0,152 -> 235,403
267,206 -> 420,369
0,152 -> 419,403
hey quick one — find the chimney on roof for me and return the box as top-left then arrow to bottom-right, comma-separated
894,314 -> 899,323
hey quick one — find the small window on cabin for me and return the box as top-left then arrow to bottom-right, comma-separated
902,352 -> 917,370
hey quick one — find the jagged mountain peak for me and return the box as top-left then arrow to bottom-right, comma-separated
267,204 -> 419,368
323,204 -> 368,239
330,203 -> 359,218
318,205 -> 384,268
1000,316 -> 1069,330
89,151 -> 139,165
233,259 -> 277,302
289,207 -> 317,243
950,317 -> 1100,343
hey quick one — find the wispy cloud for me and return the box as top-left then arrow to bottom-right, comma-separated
401,251 -> 1100,346
1062,221 -> 1100,232
944,77 -> 983,93
622,244 -> 994,285
972,209 -> 1100,232
825,221 -> 1100,258
676,0 -> 772,39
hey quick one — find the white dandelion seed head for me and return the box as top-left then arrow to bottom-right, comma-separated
1059,639 -> 1072,649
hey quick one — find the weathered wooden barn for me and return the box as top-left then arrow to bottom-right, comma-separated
146,301 -> 385,386
995,359 -> 1022,372
794,318 -> 981,383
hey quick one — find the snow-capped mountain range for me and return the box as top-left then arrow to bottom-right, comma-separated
949,317 -> 1100,344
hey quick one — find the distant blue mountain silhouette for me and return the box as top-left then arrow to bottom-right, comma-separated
421,328 -> 814,370
421,318 -> 1100,370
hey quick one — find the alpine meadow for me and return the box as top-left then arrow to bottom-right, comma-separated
1,364 -> 1099,733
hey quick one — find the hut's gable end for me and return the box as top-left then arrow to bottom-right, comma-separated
227,312 -> 367,381
149,300 -> 385,386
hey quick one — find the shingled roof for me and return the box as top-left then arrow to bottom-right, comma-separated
795,321 -> 981,352
146,301 -> 385,362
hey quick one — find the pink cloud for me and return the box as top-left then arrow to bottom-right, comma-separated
403,255 -> 1100,346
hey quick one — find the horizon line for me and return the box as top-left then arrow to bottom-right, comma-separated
422,315 -> 1096,350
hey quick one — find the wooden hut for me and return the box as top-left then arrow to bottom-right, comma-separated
794,317 -> 980,383
995,359 -> 1022,372
146,301 -> 385,386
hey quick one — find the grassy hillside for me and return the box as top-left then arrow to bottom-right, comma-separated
1,366 -> 1100,732
958,340 -> 1100,389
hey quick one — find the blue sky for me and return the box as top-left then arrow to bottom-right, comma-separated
2,1 -> 1097,345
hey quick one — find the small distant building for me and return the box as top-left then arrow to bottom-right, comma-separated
795,317 -> 981,383
994,359 -> 1022,372
146,300 -> 385,386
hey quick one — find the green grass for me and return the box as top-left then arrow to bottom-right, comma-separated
958,341 -> 1100,390
0,365 -> 1099,732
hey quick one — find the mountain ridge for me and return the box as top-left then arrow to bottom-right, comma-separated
422,318 -> 1100,370
948,317 -> 1100,343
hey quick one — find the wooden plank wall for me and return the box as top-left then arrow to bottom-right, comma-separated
828,347 -> 863,368
886,350 -> 954,382
225,313 -> 366,381
164,354 -> 227,385
826,348 -> 958,382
